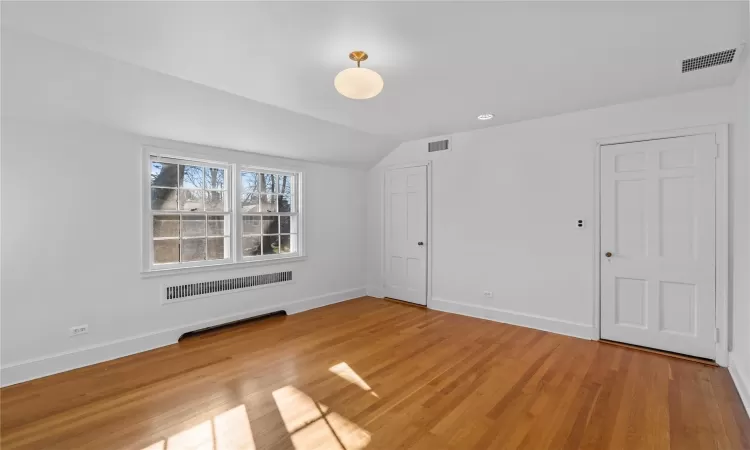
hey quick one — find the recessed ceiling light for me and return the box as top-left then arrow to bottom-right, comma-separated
477,114 -> 494,121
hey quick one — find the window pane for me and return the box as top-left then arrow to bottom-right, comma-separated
204,167 -> 225,190
279,234 -> 295,254
261,194 -> 277,212
262,235 -> 279,255
153,215 -> 180,238
151,162 -> 178,187
242,171 -> 259,192
243,236 -> 261,257
278,174 -> 294,196
181,216 -> 206,237
261,173 -> 276,193
278,195 -> 293,213
181,238 -> 206,262
262,216 -> 279,234
241,192 -> 259,213
179,165 -> 204,188
207,215 -> 228,236
154,239 -> 179,264
280,216 -> 291,234
243,215 -> 261,235
151,188 -> 177,210
179,189 -> 204,211
205,191 -> 226,212
207,237 -> 228,260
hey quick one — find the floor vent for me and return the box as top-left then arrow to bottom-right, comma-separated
681,46 -> 742,73
428,137 -> 451,152
164,271 -> 292,304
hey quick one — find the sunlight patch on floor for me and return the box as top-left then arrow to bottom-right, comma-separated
272,385 -> 330,433
329,362 -> 379,398
272,385 -> 371,450
214,405 -> 256,449
166,420 -> 212,450
141,405 -> 255,450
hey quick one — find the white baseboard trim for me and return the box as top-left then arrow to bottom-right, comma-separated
429,297 -> 597,340
0,287 -> 366,387
729,353 -> 750,417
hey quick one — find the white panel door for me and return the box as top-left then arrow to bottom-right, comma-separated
385,165 -> 427,305
600,134 -> 716,359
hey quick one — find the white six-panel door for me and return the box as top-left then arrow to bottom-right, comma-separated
600,134 -> 716,359
385,165 -> 427,305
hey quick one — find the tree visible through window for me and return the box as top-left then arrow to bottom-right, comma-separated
146,154 -> 301,270
240,170 -> 297,257
150,159 -> 230,265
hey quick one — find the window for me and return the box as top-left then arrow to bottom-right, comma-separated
240,170 -> 298,257
144,151 -> 303,272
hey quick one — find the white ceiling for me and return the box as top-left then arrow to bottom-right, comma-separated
2,1 -> 749,165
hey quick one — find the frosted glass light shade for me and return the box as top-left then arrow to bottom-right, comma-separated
334,67 -> 384,100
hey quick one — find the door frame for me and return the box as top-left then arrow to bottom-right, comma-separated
593,124 -> 729,366
382,161 -> 433,307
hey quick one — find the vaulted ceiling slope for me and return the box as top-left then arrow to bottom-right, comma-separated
0,28 -> 398,168
2,1 -> 748,167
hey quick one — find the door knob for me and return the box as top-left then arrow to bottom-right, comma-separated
605,252 -> 613,258
418,242 -> 424,246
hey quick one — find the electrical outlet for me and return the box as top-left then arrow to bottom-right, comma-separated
483,291 -> 493,298
70,325 -> 88,337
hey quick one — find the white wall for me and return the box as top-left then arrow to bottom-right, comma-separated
367,86 -> 737,340
0,117 -> 368,386
730,53 -> 750,412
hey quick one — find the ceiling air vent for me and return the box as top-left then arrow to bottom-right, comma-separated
681,46 -> 743,73
163,271 -> 292,304
428,137 -> 451,153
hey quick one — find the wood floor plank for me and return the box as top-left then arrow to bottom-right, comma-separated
1,297 -> 748,449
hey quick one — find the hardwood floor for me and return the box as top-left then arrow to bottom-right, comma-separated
2,297 -> 749,449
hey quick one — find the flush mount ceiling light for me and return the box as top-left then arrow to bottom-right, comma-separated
334,51 -> 384,100
477,113 -> 494,121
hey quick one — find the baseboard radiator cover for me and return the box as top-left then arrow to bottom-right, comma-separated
164,270 -> 292,304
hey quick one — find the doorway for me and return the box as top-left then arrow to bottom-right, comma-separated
598,127 -> 728,361
384,163 -> 429,306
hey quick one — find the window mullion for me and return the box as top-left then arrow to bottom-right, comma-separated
233,164 -> 241,263
178,213 -> 183,263
203,207 -> 208,261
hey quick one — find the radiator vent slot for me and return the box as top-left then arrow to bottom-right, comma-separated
428,138 -> 451,152
164,271 -> 292,303
682,47 -> 740,73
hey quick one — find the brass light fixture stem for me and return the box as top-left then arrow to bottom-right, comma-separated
349,51 -> 369,68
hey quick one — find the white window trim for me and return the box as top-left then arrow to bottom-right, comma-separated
141,145 -> 306,276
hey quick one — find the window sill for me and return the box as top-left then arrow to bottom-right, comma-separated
141,255 -> 308,278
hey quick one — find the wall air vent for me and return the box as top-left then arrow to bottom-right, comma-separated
428,137 -> 451,152
163,271 -> 292,304
681,46 -> 743,73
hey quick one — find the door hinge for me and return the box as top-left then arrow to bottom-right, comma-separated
715,328 -> 720,343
